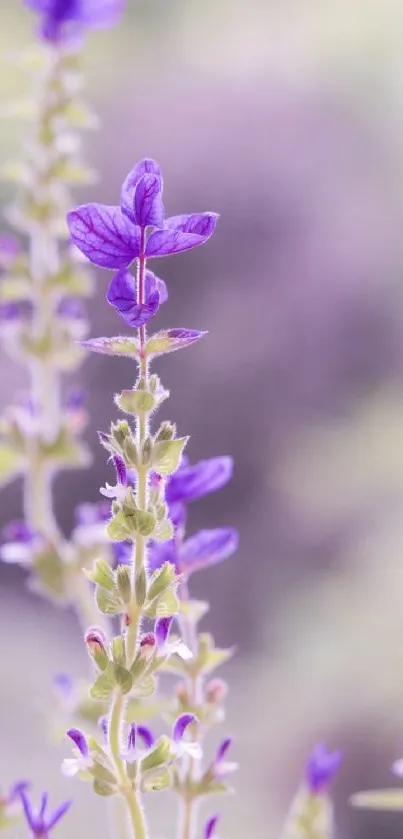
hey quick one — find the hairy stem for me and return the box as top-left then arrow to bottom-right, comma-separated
109,690 -> 148,839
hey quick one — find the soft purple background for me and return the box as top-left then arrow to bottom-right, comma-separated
2,2 -> 403,839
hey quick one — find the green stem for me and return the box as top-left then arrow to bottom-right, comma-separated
109,691 -> 148,839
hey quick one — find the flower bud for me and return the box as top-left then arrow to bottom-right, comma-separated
111,420 -> 130,447
206,679 -> 228,705
116,564 -> 131,604
155,422 -> 176,443
85,628 -> 109,671
139,633 -> 156,661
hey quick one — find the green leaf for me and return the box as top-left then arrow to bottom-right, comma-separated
85,559 -> 115,591
145,329 -> 206,357
152,438 -> 189,476
133,675 -> 156,698
351,790 -> 403,810
141,736 -> 171,771
33,549 -> 66,599
111,635 -> 126,666
0,442 -> 24,488
180,599 -> 210,625
148,562 -> 177,601
141,767 -> 172,793
152,518 -> 174,542
145,589 -> 179,619
81,336 -> 140,358
89,761 -> 117,785
106,511 -> 131,541
90,664 -> 116,701
117,389 -> 155,414
93,779 -> 116,797
96,587 -> 123,616
114,665 -> 133,695
123,507 -> 156,537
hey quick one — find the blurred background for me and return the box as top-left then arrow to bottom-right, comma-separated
3,1 -> 403,837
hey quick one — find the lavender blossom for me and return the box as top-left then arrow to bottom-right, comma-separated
305,744 -> 342,795
24,0 -> 126,44
62,728 -> 91,777
19,789 -> 71,838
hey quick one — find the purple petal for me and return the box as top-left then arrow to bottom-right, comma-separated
146,213 -> 218,257
134,174 -> 164,229
216,738 -> 232,763
76,0 -> 126,28
19,790 -> 35,833
166,457 -> 233,504
145,270 -> 168,304
127,723 -> 137,753
165,212 -> 218,238
45,800 -> 72,832
8,781 -> 30,804
112,541 -> 132,566
67,204 -> 140,269
66,728 -> 88,757
155,616 -> 173,647
39,793 -> 48,819
172,713 -> 197,743
169,501 -> 187,529
0,302 -> 21,322
113,455 -> 127,486
58,297 -> 86,320
2,520 -> 36,544
121,159 -> 162,224
106,269 -> 159,327
145,328 -> 206,357
137,726 -> 155,750
148,540 -> 178,573
306,744 -> 342,794
180,528 -> 238,575
204,816 -> 219,839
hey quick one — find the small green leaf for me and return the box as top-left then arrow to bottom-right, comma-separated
115,564 -> 131,604
123,507 -> 156,537
85,559 -> 115,591
133,675 -> 156,698
141,736 -> 171,772
96,587 -> 123,616
111,636 -> 126,666
81,336 -> 140,358
114,665 -> 133,695
152,438 -> 188,476
351,790 -> 403,810
106,511 -> 131,541
141,767 -> 172,793
117,389 -> 155,414
89,761 -> 117,785
152,518 -> 174,542
33,549 -> 66,599
145,589 -> 179,619
93,779 -> 116,797
145,329 -> 206,357
90,664 -> 116,701
148,562 -> 177,601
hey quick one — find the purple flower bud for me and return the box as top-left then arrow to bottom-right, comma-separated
66,728 -> 88,757
206,679 -> 228,704
212,739 -> 238,779
216,738 -> 232,763
204,815 -> 220,839
173,713 -> 197,743
155,616 -> 173,648
121,159 -> 163,224
134,174 -> 165,229
139,633 -> 156,660
85,628 -> 108,657
305,744 -> 342,794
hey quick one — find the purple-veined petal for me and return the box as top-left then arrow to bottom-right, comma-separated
165,212 -> 218,238
180,528 -> 238,575
173,714 -> 197,743
137,726 -> 155,750
121,159 -> 162,224
113,455 -> 127,486
66,728 -> 89,757
134,174 -> 164,229
155,616 -> 173,647
106,269 -> 160,327
45,799 -> 72,832
146,214 -> 217,257
67,204 -> 140,269
305,744 -> 342,794
204,816 -> 219,839
145,270 -> 168,304
145,328 -> 206,357
166,457 -> 233,504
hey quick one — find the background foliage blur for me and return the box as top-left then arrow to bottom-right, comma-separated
2,1 -> 403,838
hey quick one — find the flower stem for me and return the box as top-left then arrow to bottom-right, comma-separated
109,690 -> 148,839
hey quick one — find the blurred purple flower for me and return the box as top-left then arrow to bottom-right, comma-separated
305,744 -> 342,794
62,729 -> 91,777
121,723 -> 154,763
149,528 -> 238,577
1,521 -> 44,565
0,234 -> 21,270
211,738 -> 238,780
67,158 -> 218,271
58,297 -> 86,320
19,788 -> 71,838
166,456 -> 233,505
204,816 -> 220,839
24,0 -> 126,44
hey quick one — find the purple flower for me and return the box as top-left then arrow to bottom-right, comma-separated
19,788 -> 71,838
172,714 -> 202,760
62,729 -> 91,777
166,456 -> 233,505
67,158 -> 218,270
107,269 -> 167,327
149,528 -> 238,577
100,454 -> 128,502
24,0 -> 126,44
1,521 -> 44,565
121,723 -> 155,762
204,816 -> 220,839
155,616 -> 192,660
0,302 -> 22,322
305,744 -> 342,794
211,739 -> 238,780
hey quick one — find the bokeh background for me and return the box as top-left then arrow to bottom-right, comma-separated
3,1 -> 403,838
